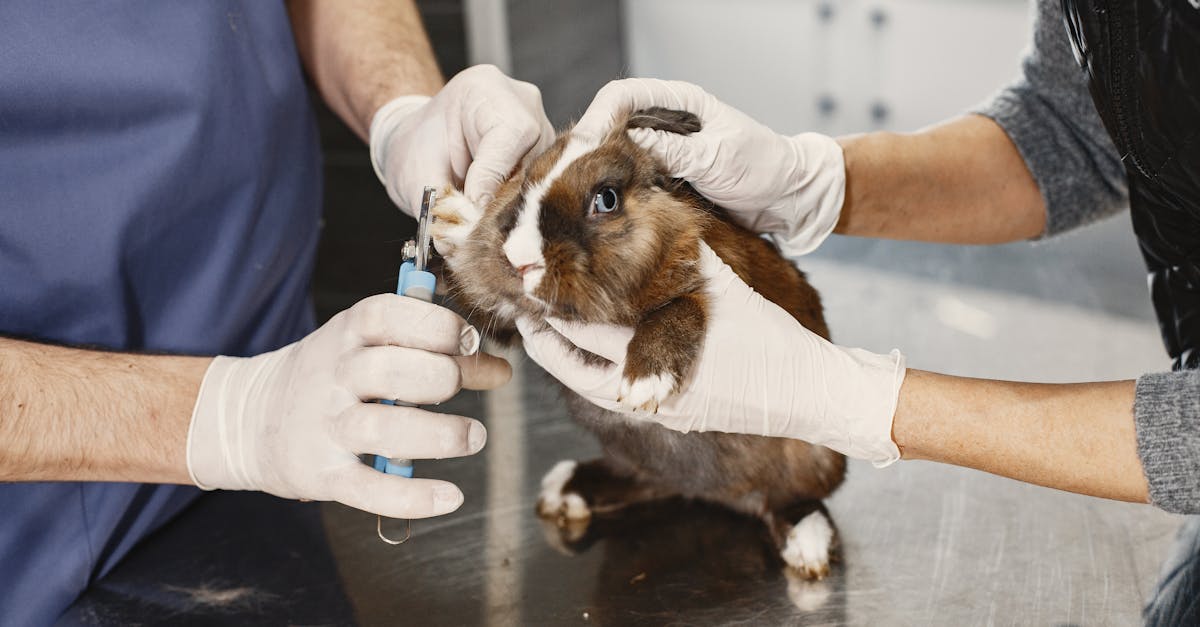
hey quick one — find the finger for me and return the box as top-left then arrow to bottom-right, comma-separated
627,127 -> 707,181
530,115 -> 557,161
462,104 -> 544,207
456,352 -> 513,390
517,325 -> 626,413
696,241 -> 726,275
513,78 -> 547,116
514,82 -> 558,155
332,403 -> 486,460
328,464 -> 465,519
540,318 -> 633,364
341,345 -> 462,404
574,78 -> 706,139
695,241 -> 747,296
348,294 -> 480,355
516,318 -> 622,389
463,127 -> 536,207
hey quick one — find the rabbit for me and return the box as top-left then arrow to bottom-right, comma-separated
429,107 -> 845,580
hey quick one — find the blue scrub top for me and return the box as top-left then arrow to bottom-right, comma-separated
0,3 -> 322,623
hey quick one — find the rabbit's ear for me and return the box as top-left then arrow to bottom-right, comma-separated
626,107 -> 701,135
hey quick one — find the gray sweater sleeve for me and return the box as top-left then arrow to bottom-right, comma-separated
974,1 -> 1200,514
1136,373 -> 1200,513
971,0 -> 1127,236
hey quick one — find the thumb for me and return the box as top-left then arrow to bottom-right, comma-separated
534,115 -> 557,156
463,129 -> 526,207
542,318 -> 633,364
463,102 -> 545,207
696,241 -> 729,277
575,78 -> 707,139
696,242 -> 764,307
516,318 -> 622,392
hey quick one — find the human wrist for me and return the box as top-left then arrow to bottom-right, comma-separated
833,131 -> 897,239
889,369 -> 947,462
890,370 -> 1012,466
149,354 -> 213,485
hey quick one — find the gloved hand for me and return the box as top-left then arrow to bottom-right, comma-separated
370,64 -> 556,216
187,294 -> 512,518
517,244 -> 907,466
574,78 -> 845,257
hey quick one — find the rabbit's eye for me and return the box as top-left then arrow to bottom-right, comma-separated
592,187 -> 620,214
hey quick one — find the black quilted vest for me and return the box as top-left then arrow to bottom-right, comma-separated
1062,0 -> 1200,370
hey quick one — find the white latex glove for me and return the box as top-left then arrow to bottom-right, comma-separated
369,64 -> 556,216
575,78 -> 845,257
187,294 -> 511,518
517,244 -> 907,467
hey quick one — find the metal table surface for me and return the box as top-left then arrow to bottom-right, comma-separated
70,243 -> 1184,625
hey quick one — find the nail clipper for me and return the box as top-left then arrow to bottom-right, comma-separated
373,186 -> 438,545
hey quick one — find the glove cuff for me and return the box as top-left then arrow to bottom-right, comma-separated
773,132 -> 846,258
811,345 -> 906,466
855,348 -> 907,468
186,353 -> 276,492
368,95 -> 432,209
187,355 -> 236,490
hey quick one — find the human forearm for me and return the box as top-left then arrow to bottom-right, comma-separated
287,0 -> 442,140
835,115 -> 1046,244
0,337 -> 208,484
892,369 -> 1148,503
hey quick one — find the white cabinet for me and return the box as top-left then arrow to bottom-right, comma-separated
623,0 -> 1031,135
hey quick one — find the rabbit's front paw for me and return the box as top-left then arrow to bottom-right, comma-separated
617,372 -> 677,414
616,293 -> 705,414
536,460 -> 592,522
780,510 -> 834,580
430,188 -> 483,259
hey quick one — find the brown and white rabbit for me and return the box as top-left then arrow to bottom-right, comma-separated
430,108 -> 845,579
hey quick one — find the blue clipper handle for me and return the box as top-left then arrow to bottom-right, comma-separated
374,260 -> 438,480
397,260 -> 437,303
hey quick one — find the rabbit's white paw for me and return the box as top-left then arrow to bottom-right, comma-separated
781,510 -> 833,580
430,189 -> 482,259
617,372 -> 677,414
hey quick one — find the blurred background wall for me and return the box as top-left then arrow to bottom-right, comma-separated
624,0 -> 1030,135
